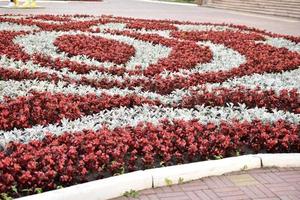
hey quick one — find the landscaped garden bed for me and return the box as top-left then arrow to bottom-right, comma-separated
0,14 -> 299,199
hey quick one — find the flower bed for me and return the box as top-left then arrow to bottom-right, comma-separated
0,14 -> 299,198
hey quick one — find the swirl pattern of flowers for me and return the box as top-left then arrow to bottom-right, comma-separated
0,14 -> 299,198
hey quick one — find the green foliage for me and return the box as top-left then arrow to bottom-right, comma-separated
178,177 -> 184,184
123,189 -> 139,198
11,186 -> 18,195
113,165 -> 125,176
164,178 -> 173,186
56,185 -> 64,189
21,188 -> 33,193
213,155 -> 223,160
34,188 -> 43,194
0,193 -> 13,200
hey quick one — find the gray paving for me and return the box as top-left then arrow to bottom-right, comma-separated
0,0 -> 299,35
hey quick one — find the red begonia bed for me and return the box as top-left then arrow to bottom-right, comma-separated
0,14 -> 299,198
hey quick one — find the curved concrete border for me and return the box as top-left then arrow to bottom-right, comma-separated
17,171 -> 153,200
258,153 -> 300,168
147,155 -> 261,187
17,153 -> 300,200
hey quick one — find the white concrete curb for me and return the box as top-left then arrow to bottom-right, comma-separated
147,155 -> 261,187
257,153 -> 300,168
16,153 -> 300,200
17,171 -> 152,200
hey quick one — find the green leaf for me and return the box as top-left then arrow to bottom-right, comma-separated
0,193 -> 13,200
11,185 -> 18,194
123,189 -> 139,198
164,178 -> 173,186
34,188 -> 43,194
178,177 -> 184,184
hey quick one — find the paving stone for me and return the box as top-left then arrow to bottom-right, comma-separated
195,189 -> 220,200
113,168 -> 300,200
228,174 -> 259,186
1,0 -> 299,36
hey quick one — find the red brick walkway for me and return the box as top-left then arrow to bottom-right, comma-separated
114,168 -> 300,200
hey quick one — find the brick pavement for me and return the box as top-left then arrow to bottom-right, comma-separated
0,0 -> 300,35
114,168 -> 300,200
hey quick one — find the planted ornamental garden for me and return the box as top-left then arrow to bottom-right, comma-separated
0,14 -> 299,198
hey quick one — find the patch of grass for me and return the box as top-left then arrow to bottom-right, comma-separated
164,178 -> 173,186
123,189 -> 139,198
178,177 -> 185,184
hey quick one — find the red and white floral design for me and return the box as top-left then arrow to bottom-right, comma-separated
0,14 -> 299,197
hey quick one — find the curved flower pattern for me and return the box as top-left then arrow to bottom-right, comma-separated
0,14 -> 299,198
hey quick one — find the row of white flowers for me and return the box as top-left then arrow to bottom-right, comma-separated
1,65 -> 299,104
0,104 -> 299,148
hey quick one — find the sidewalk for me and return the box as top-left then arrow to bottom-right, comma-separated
0,0 -> 300,35
114,167 -> 300,200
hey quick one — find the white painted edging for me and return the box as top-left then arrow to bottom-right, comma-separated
258,153 -> 300,168
147,155 -> 261,187
16,153 -> 300,200
17,171 -> 152,200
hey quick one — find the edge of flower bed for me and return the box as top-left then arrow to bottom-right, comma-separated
17,153 -> 300,200
16,170 -> 153,200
